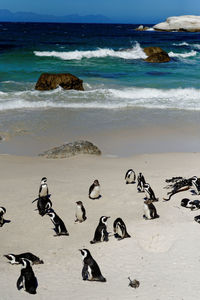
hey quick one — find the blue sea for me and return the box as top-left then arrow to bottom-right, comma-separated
0,22 -> 200,155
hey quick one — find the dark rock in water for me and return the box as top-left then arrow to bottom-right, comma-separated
143,47 -> 170,63
35,73 -> 84,91
39,140 -> 101,158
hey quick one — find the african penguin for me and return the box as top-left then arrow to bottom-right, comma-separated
79,249 -> 106,282
144,183 -> 158,202
4,252 -> 44,265
75,201 -> 87,223
125,169 -> 136,184
89,180 -> 101,199
194,215 -> 200,223
113,218 -> 131,240
16,258 -> 38,294
137,172 -> 146,192
32,196 -> 52,216
38,177 -> 49,198
47,209 -> 69,236
181,198 -> 200,210
0,207 -> 6,227
90,216 -> 110,244
143,199 -> 159,220
191,176 -> 200,195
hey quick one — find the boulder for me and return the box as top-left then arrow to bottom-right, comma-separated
35,73 -> 84,91
39,140 -> 101,158
135,25 -> 149,31
143,47 -> 170,63
153,15 -> 200,32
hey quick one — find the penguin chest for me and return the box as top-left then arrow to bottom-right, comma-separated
76,206 -> 84,221
116,224 -> 123,238
126,172 -> 135,183
143,203 -> 151,219
90,186 -> 100,199
40,185 -> 48,197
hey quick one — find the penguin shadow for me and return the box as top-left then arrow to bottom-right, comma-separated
0,219 -> 11,227
89,195 -> 102,200
126,181 -> 136,185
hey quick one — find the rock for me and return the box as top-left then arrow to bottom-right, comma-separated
39,140 -> 101,158
135,25 -> 149,31
153,15 -> 200,32
143,47 -> 170,63
35,73 -> 84,91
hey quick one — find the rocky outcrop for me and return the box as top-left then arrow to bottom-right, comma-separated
143,47 -> 170,63
135,25 -> 149,31
35,73 -> 84,91
153,15 -> 200,32
39,140 -> 101,158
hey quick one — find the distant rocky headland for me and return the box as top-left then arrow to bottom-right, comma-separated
136,15 -> 200,32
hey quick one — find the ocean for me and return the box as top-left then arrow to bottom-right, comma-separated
0,22 -> 200,156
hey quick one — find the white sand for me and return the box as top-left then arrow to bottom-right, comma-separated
1,152 -> 200,299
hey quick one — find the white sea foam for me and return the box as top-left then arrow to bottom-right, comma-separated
0,86 -> 200,111
34,42 -> 147,60
173,42 -> 190,46
169,50 -> 197,58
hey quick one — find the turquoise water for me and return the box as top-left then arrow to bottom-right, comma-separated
1,22 -> 200,155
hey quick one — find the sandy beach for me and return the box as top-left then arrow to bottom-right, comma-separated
1,152 -> 200,299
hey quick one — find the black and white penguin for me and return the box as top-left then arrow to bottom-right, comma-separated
137,172 -> 146,192
16,258 -> 38,294
75,201 -> 87,223
194,215 -> 200,223
4,252 -> 44,265
125,169 -> 136,184
38,177 -> 49,198
143,199 -> 159,220
181,198 -> 200,210
47,209 -> 69,236
89,180 -> 101,199
113,217 -> 131,240
0,207 -> 6,227
32,196 -> 52,216
90,216 -> 110,244
144,183 -> 158,202
79,249 -> 106,282
191,176 -> 200,195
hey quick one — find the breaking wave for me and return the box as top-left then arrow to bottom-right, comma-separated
34,42 -> 147,60
0,86 -> 200,111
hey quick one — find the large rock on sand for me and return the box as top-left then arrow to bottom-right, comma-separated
143,47 -> 170,63
39,140 -> 101,158
153,15 -> 200,32
35,73 -> 84,91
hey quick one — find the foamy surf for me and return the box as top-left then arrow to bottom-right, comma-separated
169,50 -> 197,58
34,42 -> 147,60
0,86 -> 200,111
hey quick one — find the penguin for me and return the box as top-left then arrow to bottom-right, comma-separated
16,258 -> 38,294
32,196 -> 52,216
47,209 -> 69,236
90,216 -> 110,244
89,180 -> 101,199
0,207 -> 6,227
181,198 -> 200,210
4,252 -> 44,265
143,199 -> 159,220
79,249 -> 106,282
125,169 -> 136,184
113,218 -> 131,240
144,183 -> 158,202
38,177 -> 49,198
191,176 -> 200,195
75,201 -> 87,223
137,172 -> 146,192
194,215 -> 200,223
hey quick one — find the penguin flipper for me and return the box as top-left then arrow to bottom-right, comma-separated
82,264 -> 89,280
16,275 -> 23,290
